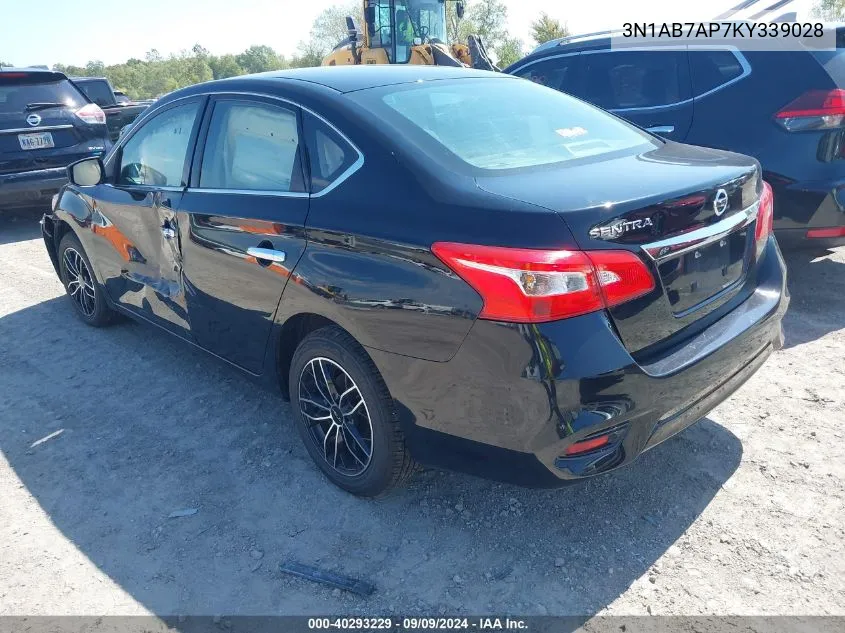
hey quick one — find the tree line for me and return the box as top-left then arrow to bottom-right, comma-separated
0,1 -> 565,99
813,0 -> 845,18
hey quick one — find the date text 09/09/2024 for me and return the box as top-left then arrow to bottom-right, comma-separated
307,617 -> 529,630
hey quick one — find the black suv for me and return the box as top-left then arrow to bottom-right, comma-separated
506,29 -> 845,247
1,68 -> 110,211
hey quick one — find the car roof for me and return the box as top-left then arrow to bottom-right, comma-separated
531,30 -> 615,54
229,65 -> 514,93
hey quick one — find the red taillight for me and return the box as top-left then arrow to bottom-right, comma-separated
587,250 -> 656,309
755,181 -> 774,259
431,242 -> 655,323
807,226 -> 845,239
564,434 -> 610,456
75,103 -> 106,125
775,89 -> 845,132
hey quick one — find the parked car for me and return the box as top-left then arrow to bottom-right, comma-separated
505,28 -> 845,248
70,77 -> 149,143
42,67 -> 787,496
0,68 -> 109,211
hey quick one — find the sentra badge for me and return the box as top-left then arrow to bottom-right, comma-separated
589,217 -> 654,240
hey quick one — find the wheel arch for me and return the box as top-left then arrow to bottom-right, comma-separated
52,217 -> 74,253
275,312 -> 376,400
50,189 -> 105,284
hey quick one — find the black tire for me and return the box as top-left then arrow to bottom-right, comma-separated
58,232 -> 115,327
289,325 -> 416,497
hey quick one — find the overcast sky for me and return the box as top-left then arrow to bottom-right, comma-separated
0,0 -> 816,68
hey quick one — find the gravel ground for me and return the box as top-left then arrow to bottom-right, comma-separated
1,207 -> 844,617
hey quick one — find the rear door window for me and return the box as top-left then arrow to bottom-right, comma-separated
303,111 -> 360,194
689,50 -> 746,96
199,99 -> 304,193
118,102 -> 199,187
582,50 -> 688,109
511,55 -> 581,94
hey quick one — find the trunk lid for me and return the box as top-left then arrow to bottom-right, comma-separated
476,141 -> 761,353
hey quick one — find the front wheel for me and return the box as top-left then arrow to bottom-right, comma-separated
289,326 -> 416,496
58,232 -> 115,327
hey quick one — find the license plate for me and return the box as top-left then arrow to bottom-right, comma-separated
660,230 -> 747,315
18,132 -> 54,150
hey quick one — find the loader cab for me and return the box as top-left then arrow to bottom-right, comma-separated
364,0 -> 451,64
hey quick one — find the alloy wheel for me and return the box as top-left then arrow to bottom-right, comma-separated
63,247 -> 96,318
298,357 -> 374,477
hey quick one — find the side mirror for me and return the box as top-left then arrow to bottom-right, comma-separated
457,2 -> 465,19
68,157 -> 104,187
364,6 -> 376,25
346,16 -> 360,42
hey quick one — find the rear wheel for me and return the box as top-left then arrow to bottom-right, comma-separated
289,326 -> 416,496
58,232 -> 115,327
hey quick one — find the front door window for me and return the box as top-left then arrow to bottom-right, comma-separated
118,103 -> 199,187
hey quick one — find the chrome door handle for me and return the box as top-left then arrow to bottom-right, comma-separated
247,247 -> 286,263
161,226 -> 177,239
646,125 -> 675,135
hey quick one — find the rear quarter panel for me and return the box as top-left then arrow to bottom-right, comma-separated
277,91 -> 578,362
277,137 -> 483,363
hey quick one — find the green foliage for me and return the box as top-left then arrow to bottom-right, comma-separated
530,12 -> 569,45
813,0 -> 845,19
495,36 -> 524,68
292,1 -> 363,65
450,0 -> 527,68
236,45 -> 286,75
290,42 -> 326,69
315,2 -> 363,54
446,0 -> 515,64
208,54 -> 243,80
53,44 -> 289,100
466,0 -> 508,50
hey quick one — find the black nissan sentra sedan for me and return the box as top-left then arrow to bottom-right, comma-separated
42,66 -> 788,496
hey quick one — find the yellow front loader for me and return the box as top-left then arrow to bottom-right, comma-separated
321,0 -> 499,71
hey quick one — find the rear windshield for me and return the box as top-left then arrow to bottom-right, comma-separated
0,75 -> 86,114
348,77 -> 656,172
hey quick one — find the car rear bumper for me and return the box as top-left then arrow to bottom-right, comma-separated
368,237 -> 789,488
772,177 -> 845,248
0,167 -> 67,209
775,227 -> 845,250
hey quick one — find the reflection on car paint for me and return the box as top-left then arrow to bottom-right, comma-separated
90,211 -> 143,263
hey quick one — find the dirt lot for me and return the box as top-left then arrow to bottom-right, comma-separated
1,207 -> 844,617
